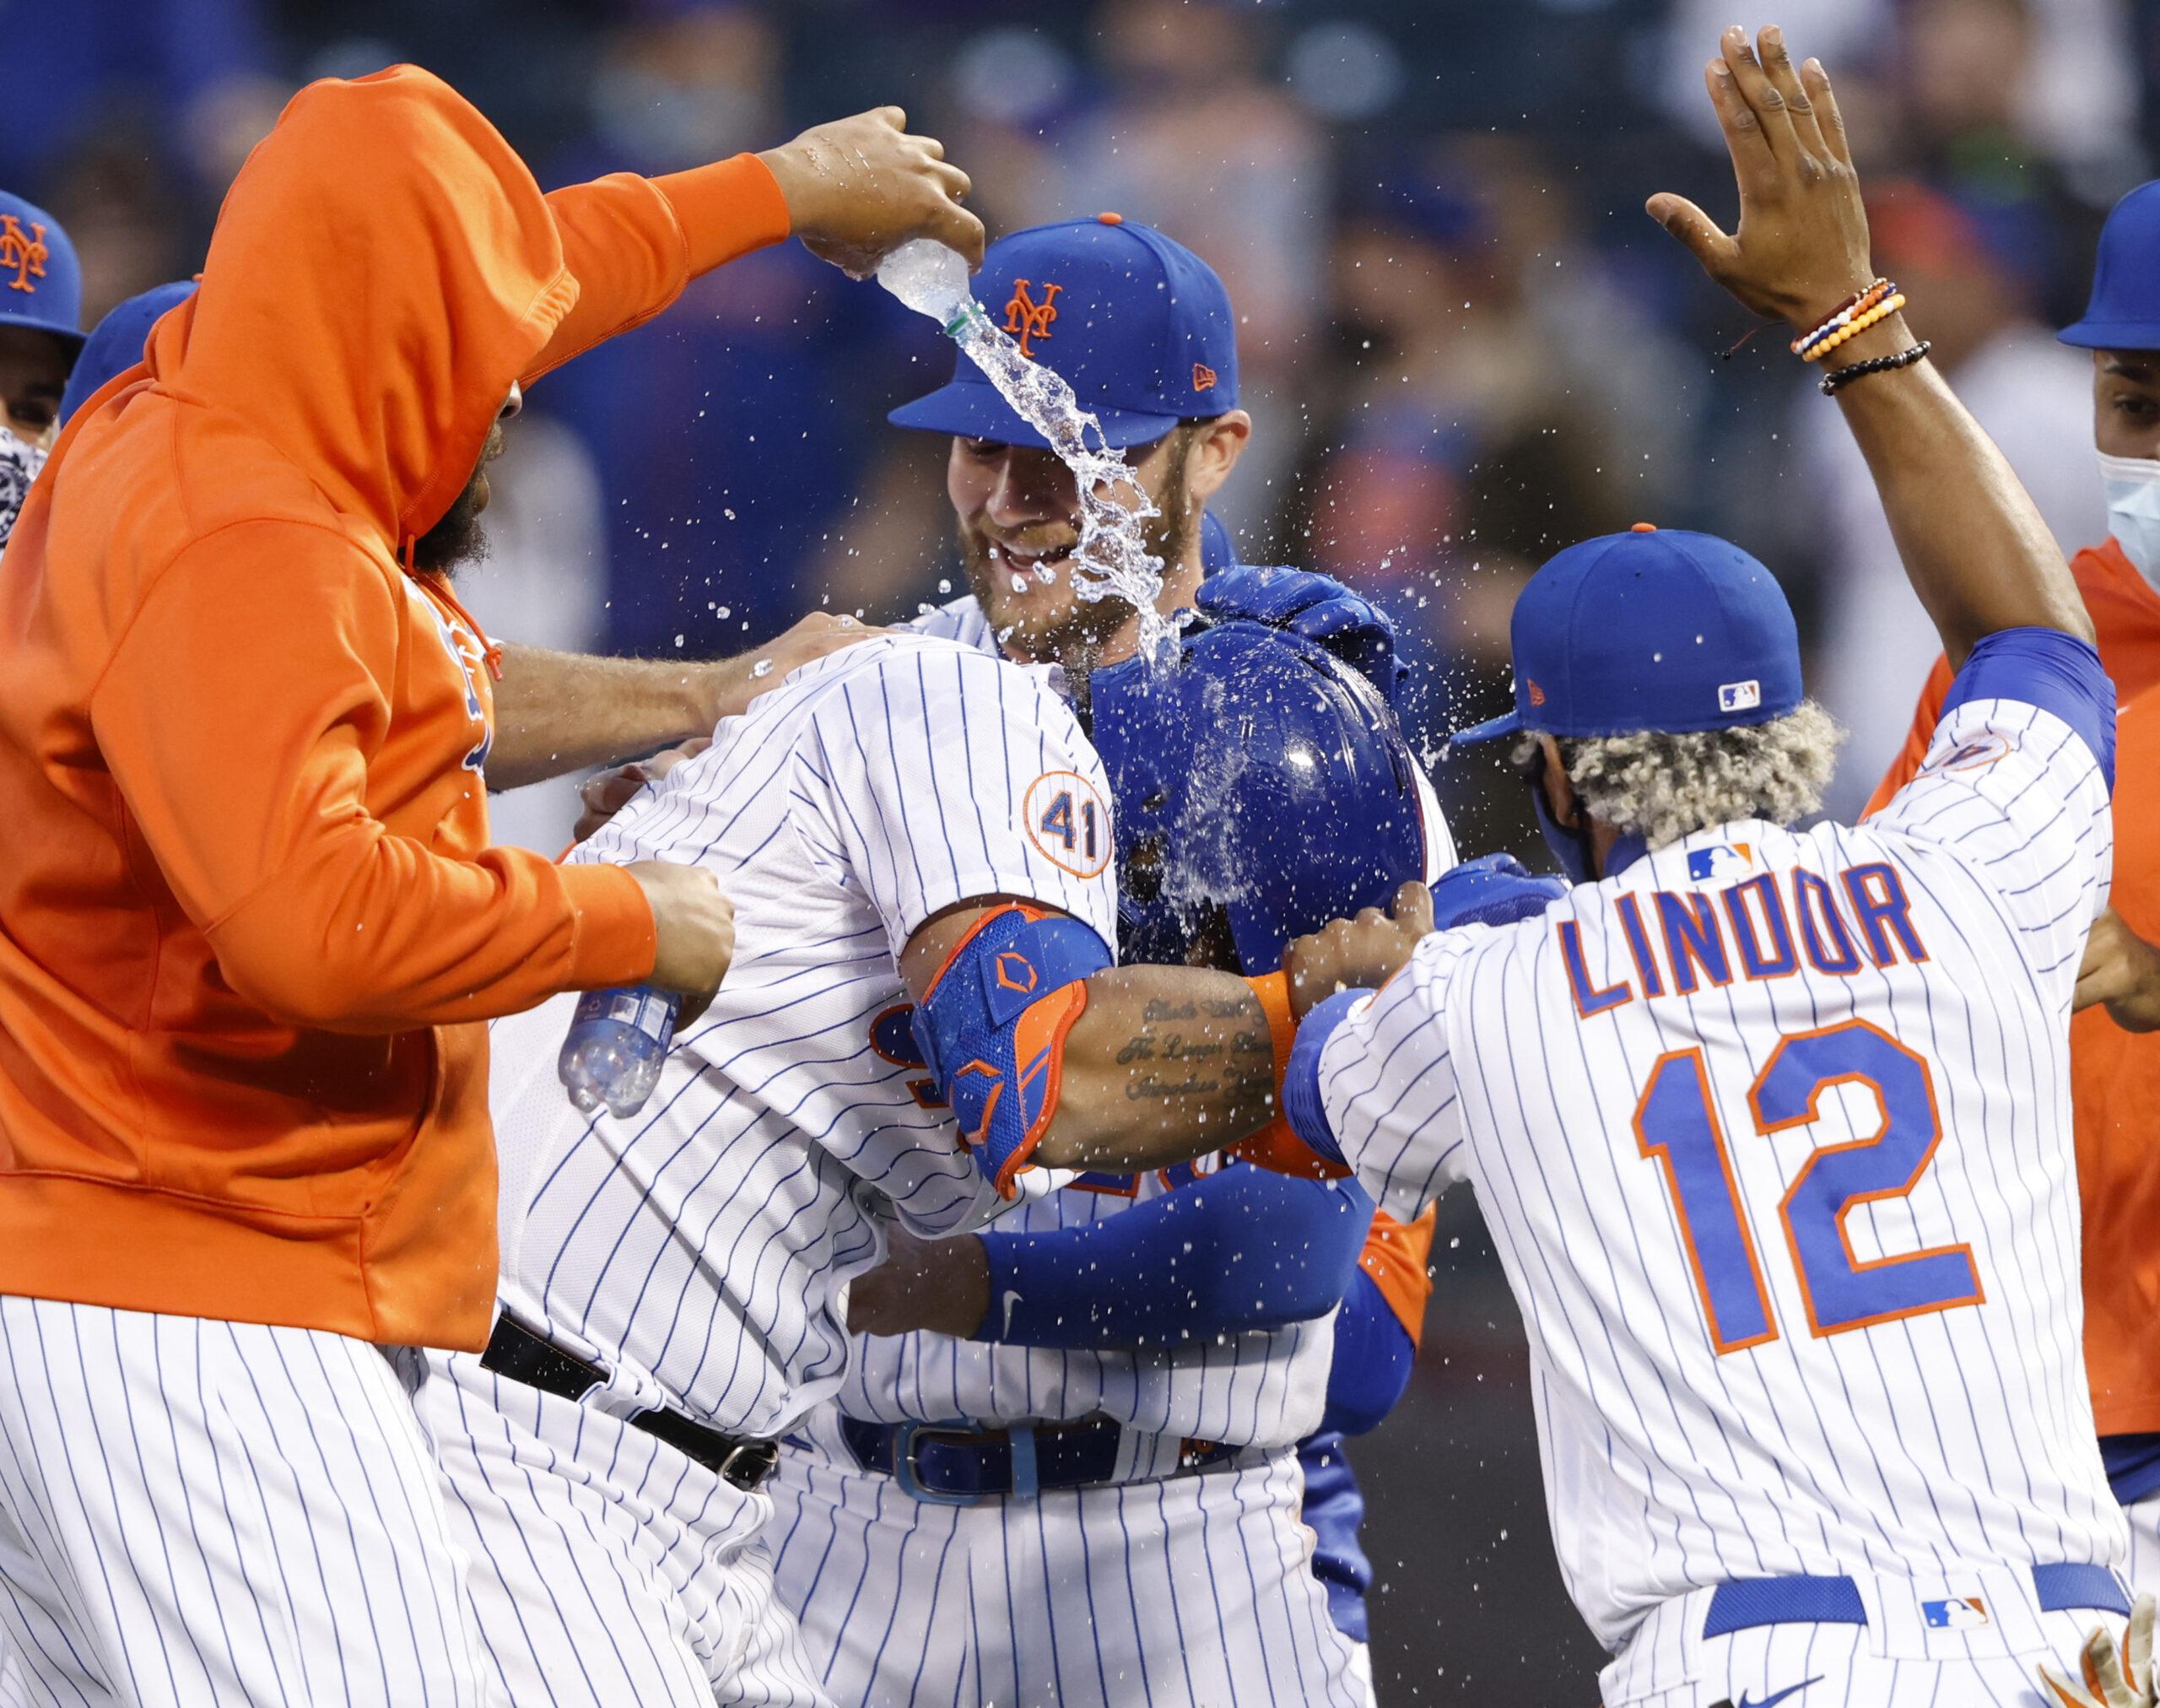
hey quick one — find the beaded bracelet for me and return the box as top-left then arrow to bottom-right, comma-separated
1819,339 -> 1931,397
1791,278 -> 1893,358
1805,293 -> 1907,362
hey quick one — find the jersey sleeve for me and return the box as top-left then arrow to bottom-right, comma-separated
1293,930 -> 1484,1224
1871,627 -> 2115,972
795,641 -> 1119,962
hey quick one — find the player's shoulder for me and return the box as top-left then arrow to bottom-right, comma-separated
904,593 -> 995,652
777,629 -> 1071,737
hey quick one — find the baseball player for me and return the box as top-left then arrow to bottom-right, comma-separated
1252,28 -> 2130,1705
740,215 -> 1453,1707
0,65 -> 980,1704
1863,179 -> 2160,1597
815,624 -> 1514,1708
0,190 -> 80,450
416,584 -> 1412,1702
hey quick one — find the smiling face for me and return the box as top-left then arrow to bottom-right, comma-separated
944,411 -> 1250,666
2095,349 -> 2160,461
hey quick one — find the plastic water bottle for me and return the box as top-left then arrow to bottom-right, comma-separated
558,986 -> 682,1119
877,240 -> 990,338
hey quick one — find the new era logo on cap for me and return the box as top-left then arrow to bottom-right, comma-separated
1719,679 -> 1762,713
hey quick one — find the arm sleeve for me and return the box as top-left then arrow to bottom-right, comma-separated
1871,627 -> 2116,973
1863,651 -> 1953,819
796,644 -> 1120,960
975,1165 -> 1374,1349
1291,932 -> 1483,1224
1320,1269 -> 1418,1437
523,155 -> 791,386
90,527 -> 656,1031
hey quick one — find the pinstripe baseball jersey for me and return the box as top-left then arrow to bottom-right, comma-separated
794,593 -> 1451,1446
481,633 -> 1113,1439
1310,681 -> 2125,1649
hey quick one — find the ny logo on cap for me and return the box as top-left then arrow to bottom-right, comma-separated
1004,279 -> 1061,358
0,216 -> 48,295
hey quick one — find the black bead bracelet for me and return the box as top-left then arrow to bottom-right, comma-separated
1820,339 -> 1932,397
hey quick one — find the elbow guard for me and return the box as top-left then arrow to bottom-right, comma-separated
911,905 -> 1113,1197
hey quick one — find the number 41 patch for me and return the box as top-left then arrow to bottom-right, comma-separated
1023,770 -> 1112,878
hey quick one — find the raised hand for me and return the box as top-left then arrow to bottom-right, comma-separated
1647,25 -> 1876,331
759,107 -> 985,275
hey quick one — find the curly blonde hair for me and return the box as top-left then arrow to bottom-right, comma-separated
1513,701 -> 1846,851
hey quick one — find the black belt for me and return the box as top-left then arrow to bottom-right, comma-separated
479,1316 -> 779,1493
840,1413 -> 1239,1505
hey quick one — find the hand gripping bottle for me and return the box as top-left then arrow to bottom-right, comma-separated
558,987 -> 682,1119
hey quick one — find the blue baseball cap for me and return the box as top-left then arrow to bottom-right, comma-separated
888,214 -> 1238,450
58,279 -> 196,424
0,192 -> 84,354
2061,181 -> 2160,351
1453,526 -> 1803,744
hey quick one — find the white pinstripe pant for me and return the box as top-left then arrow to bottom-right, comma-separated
0,1298 -> 497,1707
764,1431 -> 1364,1708
415,1349 -> 829,1708
2121,1489 -> 2160,1600
1601,1569 -> 2130,1708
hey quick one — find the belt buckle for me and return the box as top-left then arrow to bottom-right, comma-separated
892,1419 -> 991,1506
713,1436 -> 778,1493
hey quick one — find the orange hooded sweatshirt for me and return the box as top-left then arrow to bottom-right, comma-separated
0,66 -> 791,1350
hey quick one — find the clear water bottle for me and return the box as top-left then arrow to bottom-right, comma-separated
558,986 -> 682,1119
877,239 -> 989,338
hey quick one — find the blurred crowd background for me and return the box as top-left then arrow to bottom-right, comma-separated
12,0 -> 2154,1696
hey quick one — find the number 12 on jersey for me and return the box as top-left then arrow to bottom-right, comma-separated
1633,1018 -> 1983,1352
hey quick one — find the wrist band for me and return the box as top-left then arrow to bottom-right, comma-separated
1226,970 -> 1349,1179
1820,339 -> 1931,396
1245,970 -> 1294,1095
1792,278 -> 1892,358
1803,293 -> 1906,361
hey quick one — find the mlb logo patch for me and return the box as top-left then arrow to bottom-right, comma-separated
1686,843 -> 1754,882
1718,679 -> 1762,713
1921,1596 -> 1989,1630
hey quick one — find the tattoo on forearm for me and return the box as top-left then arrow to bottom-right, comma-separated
1125,1073 -> 1221,1102
1117,1024 -> 1275,1106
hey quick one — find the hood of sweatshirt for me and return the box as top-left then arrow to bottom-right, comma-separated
141,64 -> 579,556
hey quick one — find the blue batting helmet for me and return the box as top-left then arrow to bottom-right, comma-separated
1090,619 -> 1428,974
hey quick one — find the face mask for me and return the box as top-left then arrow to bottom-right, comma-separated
2100,451 -> 2160,586
1531,778 -> 1597,885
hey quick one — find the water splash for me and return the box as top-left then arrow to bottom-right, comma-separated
878,240 -> 1172,665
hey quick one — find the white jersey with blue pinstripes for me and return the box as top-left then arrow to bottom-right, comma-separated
1314,686 -> 2125,1650
821,592 -> 1450,1446
482,633 -> 1114,1440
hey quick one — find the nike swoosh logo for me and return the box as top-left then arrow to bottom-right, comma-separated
1002,1289 -> 1023,1337
1731,1678 -> 1822,1708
